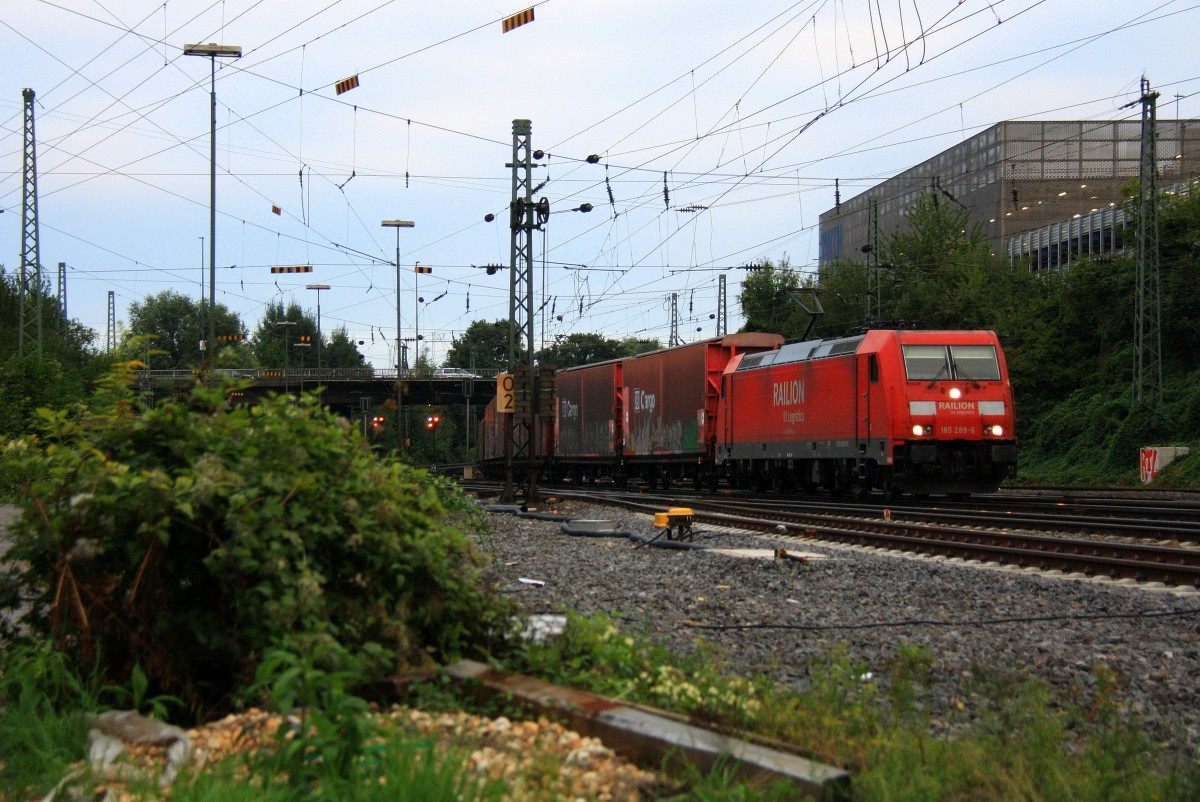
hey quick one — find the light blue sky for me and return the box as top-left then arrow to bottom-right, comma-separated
1,0 -> 1196,368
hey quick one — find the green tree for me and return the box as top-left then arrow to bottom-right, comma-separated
738,258 -> 827,339
618,336 -> 662,356
0,355 -> 91,439
250,301 -> 312,369
124,290 -> 244,369
0,267 -> 100,367
0,268 -> 106,439
536,333 -> 622,368
324,326 -> 368,370
884,191 -> 989,272
444,320 -> 511,370
1158,189 -> 1200,373
807,258 -> 870,337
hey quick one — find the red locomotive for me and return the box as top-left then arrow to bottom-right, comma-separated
717,329 -> 1017,496
478,329 -> 1018,497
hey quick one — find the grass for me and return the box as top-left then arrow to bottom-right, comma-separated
509,611 -> 1200,802
0,644 -> 96,800
167,732 -> 507,802
4,614 -> 1199,801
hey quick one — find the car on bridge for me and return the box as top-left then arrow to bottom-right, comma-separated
433,367 -> 480,379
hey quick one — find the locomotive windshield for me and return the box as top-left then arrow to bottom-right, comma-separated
903,344 -> 1000,381
950,344 -> 1001,381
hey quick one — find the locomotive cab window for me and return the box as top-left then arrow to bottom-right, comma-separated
949,345 -> 1001,381
903,344 -> 1001,382
902,345 -> 950,381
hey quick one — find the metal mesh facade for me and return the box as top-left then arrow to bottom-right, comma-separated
819,119 -> 1200,268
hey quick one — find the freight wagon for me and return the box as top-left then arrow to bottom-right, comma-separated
476,395 -> 553,481
618,333 -> 783,488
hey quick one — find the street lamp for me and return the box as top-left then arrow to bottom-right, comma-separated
273,320 -> 297,394
198,236 -> 204,354
183,42 -> 242,372
412,261 -> 433,366
306,284 -> 330,369
415,262 -> 423,365
380,220 -> 415,372
293,339 -> 312,390
381,219 -> 415,455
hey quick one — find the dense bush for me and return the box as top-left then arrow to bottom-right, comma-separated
0,365 -> 517,720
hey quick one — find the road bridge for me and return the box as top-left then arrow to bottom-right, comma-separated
136,368 -> 500,412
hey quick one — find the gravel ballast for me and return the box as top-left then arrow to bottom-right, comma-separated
476,499 -> 1200,756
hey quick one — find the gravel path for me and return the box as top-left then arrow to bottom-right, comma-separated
476,498 -> 1200,756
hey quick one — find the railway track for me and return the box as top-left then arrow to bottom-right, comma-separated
699,493 -> 1200,544
469,482 -> 1200,590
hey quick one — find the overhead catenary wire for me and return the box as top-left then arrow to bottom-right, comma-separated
4,0 -> 1195,351
532,4 -> 1180,326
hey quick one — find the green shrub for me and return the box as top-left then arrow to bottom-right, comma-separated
0,364 -> 517,720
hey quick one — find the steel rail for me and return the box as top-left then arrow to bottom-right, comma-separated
533,488 -> 1200,589
654,493 -> 1200,543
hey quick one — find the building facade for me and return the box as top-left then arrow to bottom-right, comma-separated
818,119 -> 1200,269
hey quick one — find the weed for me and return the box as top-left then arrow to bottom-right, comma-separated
0,644 -> 95,798
512,612 -> 1200,801
250,640 -> 375,788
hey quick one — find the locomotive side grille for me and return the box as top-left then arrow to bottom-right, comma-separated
737,353 -> 770,371
773,343 -> 815,365
829,338 -> 863,355
809,336 -> 864,360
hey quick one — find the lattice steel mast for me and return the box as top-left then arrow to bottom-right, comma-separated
107,291 -> 117,353
20,88 -> 43,359
669,294 -> 681,345
1133,78 -> 1162,411
502,119 -> 547,504
717,274 -> 727,336
866,197 -> 880,324
57,261 -> 67,335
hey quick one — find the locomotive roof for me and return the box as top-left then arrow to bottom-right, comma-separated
735,329 -> 998,371
736,334 -> 865,371
551,332 -> 784,373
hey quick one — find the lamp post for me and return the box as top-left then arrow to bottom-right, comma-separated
306,283 -> 330,369
414,262 -> 422,368
294,339 -> 311,392
183,42 -> 242,372
381,220 -> 414,371
273,320 -> 297,394
381,219 -> 415,455
198,236 -> 204,356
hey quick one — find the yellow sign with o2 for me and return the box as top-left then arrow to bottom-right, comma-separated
496,373 -> 515,413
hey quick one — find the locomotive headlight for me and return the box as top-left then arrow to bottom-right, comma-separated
948,387 -> 963,400
912,424 -> 925,437
990,424 -> 1004,436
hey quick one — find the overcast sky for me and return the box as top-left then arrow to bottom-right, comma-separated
2,0 -> 1196,369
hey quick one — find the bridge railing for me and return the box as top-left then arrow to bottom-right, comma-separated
135,368 -> 503,384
